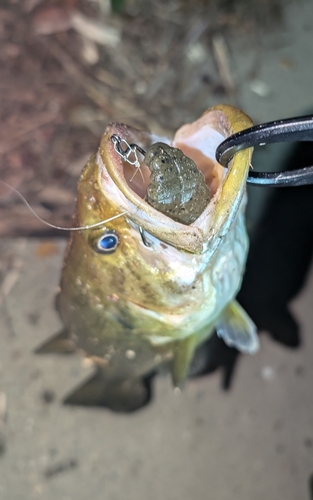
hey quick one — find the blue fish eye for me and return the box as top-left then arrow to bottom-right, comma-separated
94,230 -> 119,254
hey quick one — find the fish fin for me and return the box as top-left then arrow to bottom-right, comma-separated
64,370 -> 153,412
171,335 -> 198,388
216,300 -> 259,354
35,329 -> 76,354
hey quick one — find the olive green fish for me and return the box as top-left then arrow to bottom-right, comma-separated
38,104 -> 259,411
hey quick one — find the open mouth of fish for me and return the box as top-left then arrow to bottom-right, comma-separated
98,105 -> 253,254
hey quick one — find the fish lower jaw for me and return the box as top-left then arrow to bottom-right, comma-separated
148,327 -> 202,346
148,320 -> 215,346
128,299 -> 219,345
149,335 -> 178,346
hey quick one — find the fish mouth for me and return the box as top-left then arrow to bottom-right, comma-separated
98,105 -> 253,254
107,117 -> 225,202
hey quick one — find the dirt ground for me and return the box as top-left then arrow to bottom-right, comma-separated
0,0 -> 301,236
1,0 -> 313,499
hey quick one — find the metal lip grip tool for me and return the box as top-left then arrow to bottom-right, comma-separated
216,114 -> 313,187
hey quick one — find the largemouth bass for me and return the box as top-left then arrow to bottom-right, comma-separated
38,104 -> 259,411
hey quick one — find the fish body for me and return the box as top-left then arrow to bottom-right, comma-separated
39,104 -> 259,410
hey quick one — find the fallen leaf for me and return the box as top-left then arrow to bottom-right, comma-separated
36,241 -> 59,258
32,6 -> 71,35
70,10 -> 120,47
38,186 -> 74,207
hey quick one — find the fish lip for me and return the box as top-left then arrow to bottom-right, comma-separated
97,106 -> 253,254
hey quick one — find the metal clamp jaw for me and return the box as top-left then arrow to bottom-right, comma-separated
215,115 -> 313,186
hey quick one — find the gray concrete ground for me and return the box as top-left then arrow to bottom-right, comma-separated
1,1 -> 313,499
0,239 -> 312,500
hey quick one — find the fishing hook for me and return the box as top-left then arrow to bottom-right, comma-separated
111,134 -> 146,167
111,135 -> 152,247
138,226 -> 153,247
215,114 -> 313,186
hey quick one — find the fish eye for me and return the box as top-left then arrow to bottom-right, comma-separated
92,230 -> 120,254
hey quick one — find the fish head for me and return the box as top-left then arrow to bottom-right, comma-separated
76,103 -> 253,252
63,105 -> 253,336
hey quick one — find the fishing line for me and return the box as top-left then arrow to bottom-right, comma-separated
0,179 -> 129,231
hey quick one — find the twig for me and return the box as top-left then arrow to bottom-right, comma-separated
212,34 -> 236,95
0,258 -> 24,306
0,393 -> 7,424
0,392 -> 7,456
